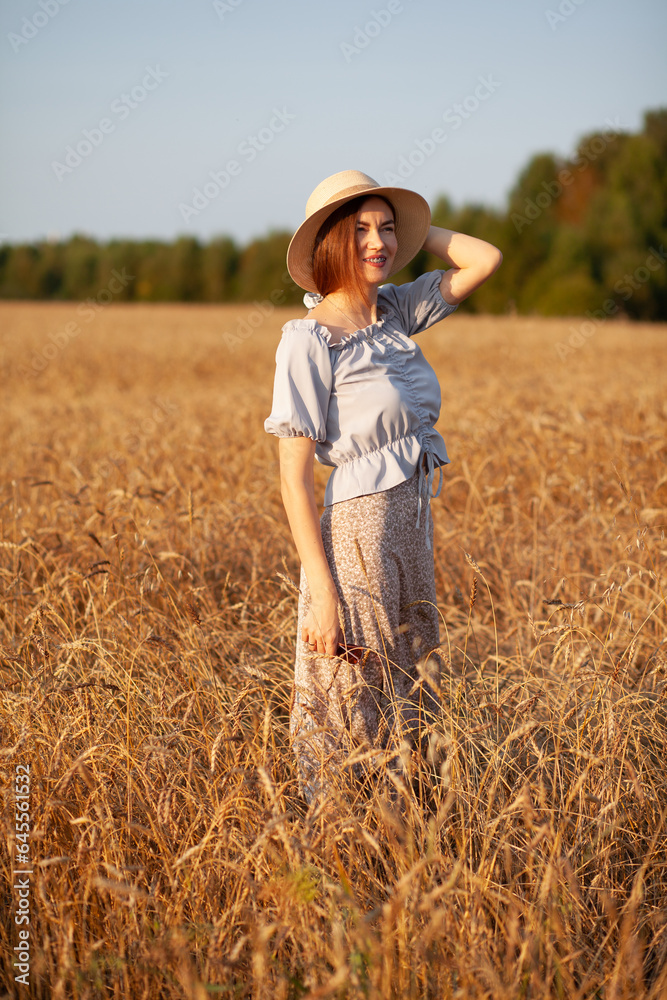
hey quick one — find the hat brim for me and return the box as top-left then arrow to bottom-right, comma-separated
287,186 -> 432,293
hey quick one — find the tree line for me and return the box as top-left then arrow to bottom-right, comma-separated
2,108 -> 665,319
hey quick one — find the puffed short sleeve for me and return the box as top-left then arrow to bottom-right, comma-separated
264,322 -> 333,441
379,270 -> 458,338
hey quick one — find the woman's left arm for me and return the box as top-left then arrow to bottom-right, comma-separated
422,226 -> 503,306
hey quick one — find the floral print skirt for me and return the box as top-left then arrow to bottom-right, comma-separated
291,468 -> 442,803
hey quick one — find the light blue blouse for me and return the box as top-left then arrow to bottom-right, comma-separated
264,270 -> 458,540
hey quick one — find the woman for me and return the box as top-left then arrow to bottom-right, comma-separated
265,170 -> 502,805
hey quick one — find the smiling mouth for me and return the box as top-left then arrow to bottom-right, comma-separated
364,256 -> 387,264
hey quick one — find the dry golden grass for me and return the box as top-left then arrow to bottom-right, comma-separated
1,301 -> 666,999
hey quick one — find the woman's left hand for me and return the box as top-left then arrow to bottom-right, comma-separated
422,225 -> 503,305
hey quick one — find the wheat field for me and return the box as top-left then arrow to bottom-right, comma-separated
0,301 -> 666,999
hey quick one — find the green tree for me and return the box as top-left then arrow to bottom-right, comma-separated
201,237 -> 240,302
1,109 -> 665,318
235,231 -> 297,304
60,234 -> 101,299
0,245 -> 41,298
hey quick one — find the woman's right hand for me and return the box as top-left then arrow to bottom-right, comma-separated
302,590 -> 342,657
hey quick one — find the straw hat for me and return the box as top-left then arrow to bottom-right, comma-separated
287,170 -> 432,292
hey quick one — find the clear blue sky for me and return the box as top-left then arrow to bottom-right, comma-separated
1,0 -> 665,246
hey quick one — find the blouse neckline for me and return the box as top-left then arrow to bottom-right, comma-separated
298,304 -> 389,349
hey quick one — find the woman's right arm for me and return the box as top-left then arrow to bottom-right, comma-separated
278,437 -> 342,656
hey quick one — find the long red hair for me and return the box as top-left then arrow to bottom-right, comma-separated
312,195 -> 395,307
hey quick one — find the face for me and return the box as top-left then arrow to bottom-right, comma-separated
355,197 -> 397,284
